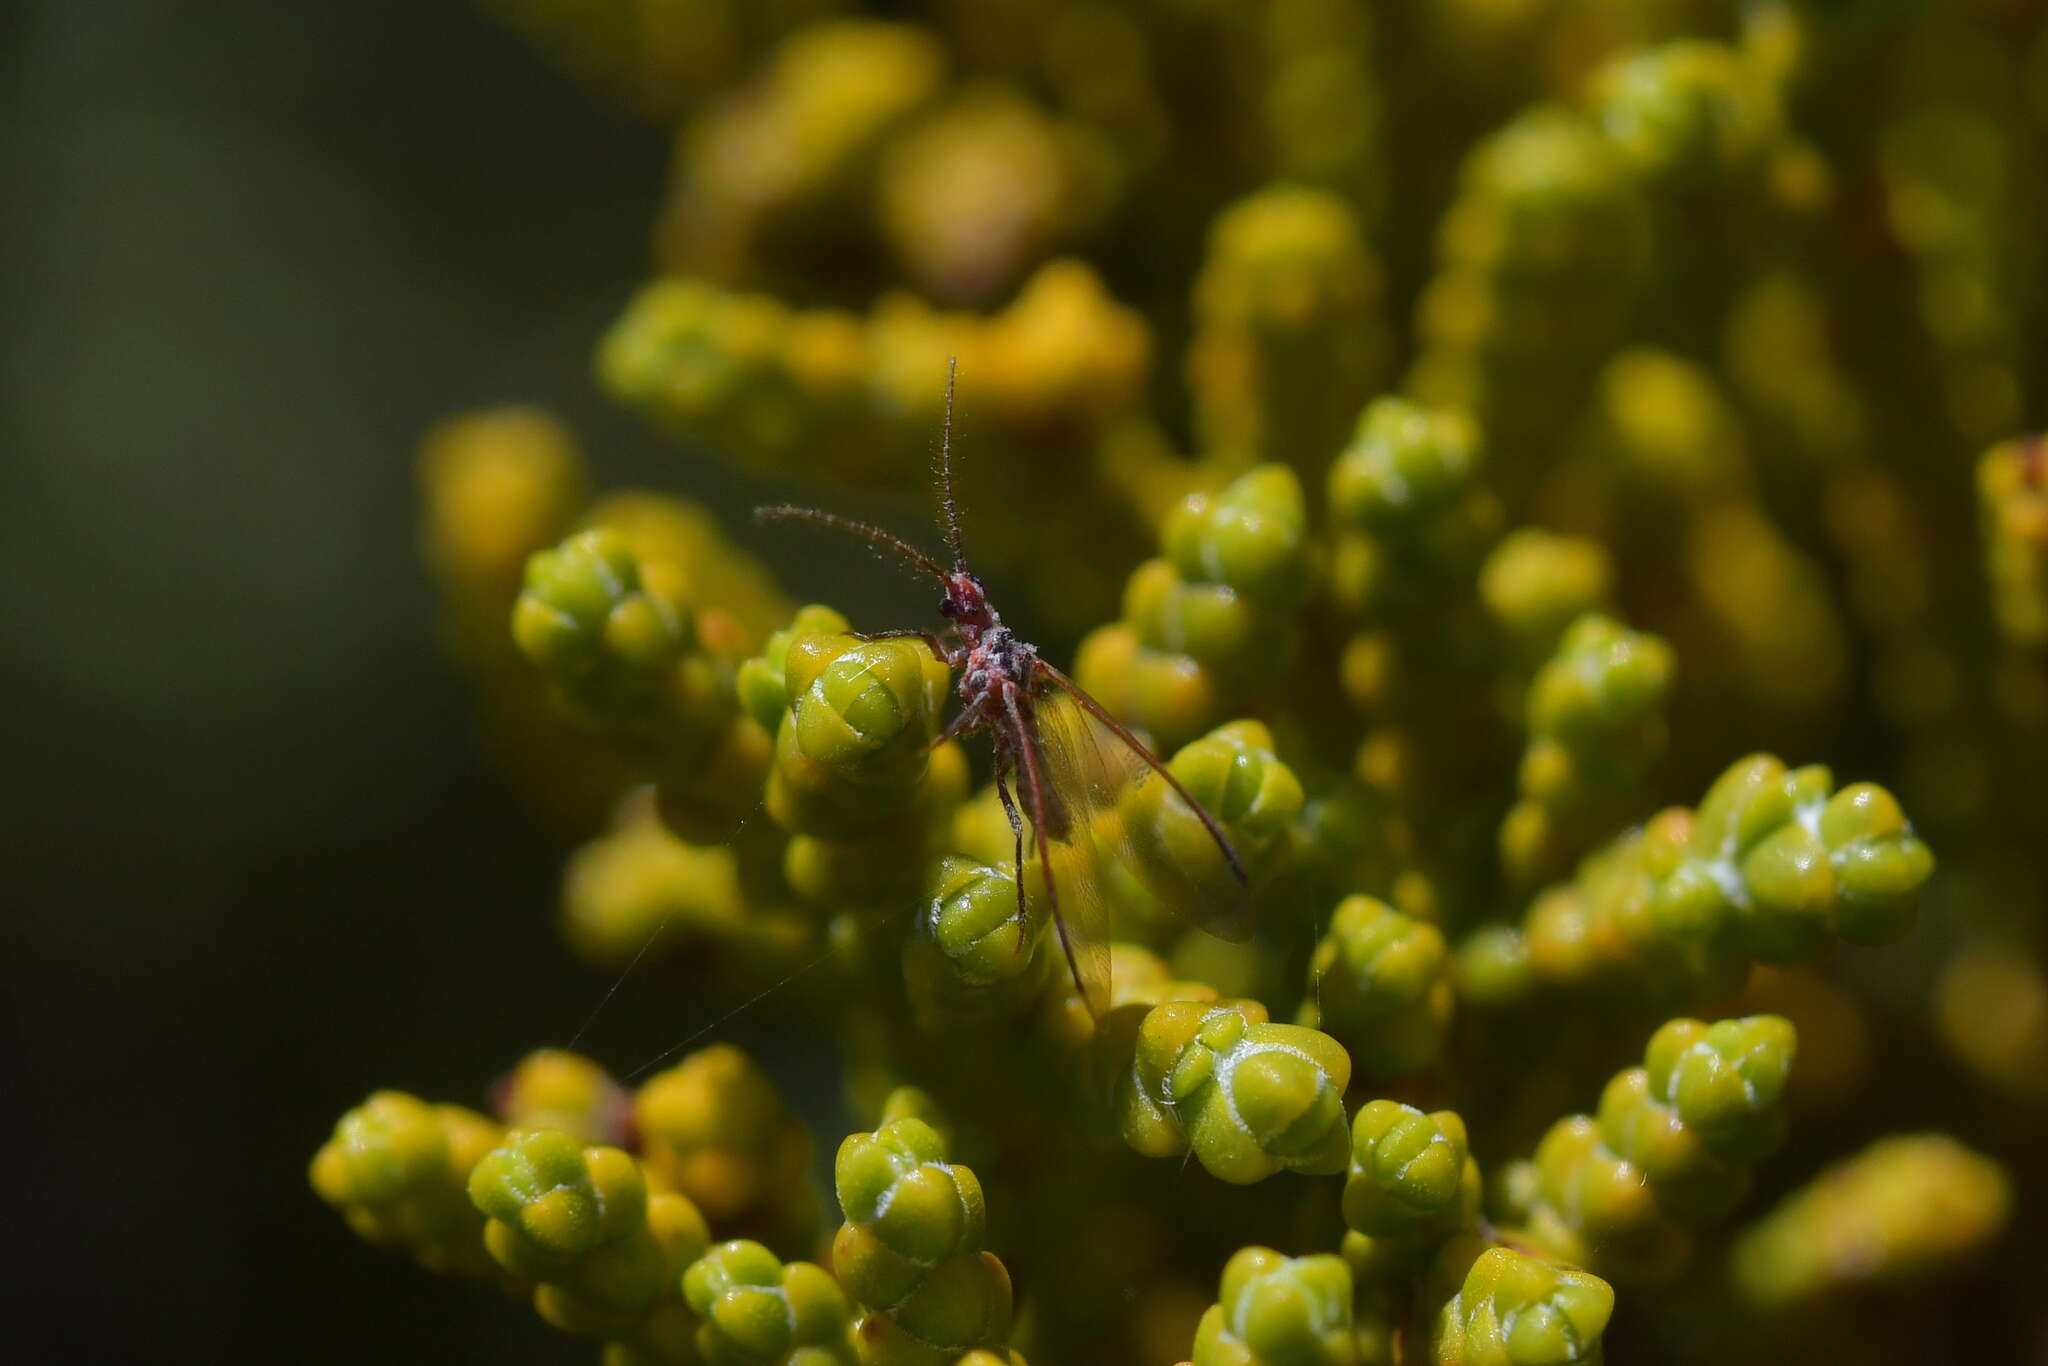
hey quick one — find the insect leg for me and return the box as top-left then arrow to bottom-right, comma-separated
933,705 -> 979,751
1036,659 -> 1249,886
1006,687 -> 1094,1008
993,764 -> 1027,934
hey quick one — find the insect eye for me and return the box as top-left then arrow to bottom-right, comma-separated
938,597 -> 955,617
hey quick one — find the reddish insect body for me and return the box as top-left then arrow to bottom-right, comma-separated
758,363 -> 1250,1012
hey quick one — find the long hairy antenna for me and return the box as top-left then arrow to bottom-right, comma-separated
938,356 -> 965,570
755,504 -> 949,584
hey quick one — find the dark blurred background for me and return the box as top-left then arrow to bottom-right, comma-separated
0,3 -> 775,1358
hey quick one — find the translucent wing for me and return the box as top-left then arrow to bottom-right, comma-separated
1006,696 -> 1114,1020
1025,666 -> 1257,1010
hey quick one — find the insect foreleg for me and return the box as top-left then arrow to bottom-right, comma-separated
934,705 -> 978,751
1006,688 -> 1090,1005
993,766 -> 1027,937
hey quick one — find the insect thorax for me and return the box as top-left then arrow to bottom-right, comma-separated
978,627 -> 1036,683
958,624 -> 1037,710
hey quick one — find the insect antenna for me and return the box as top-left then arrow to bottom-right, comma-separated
936,356 -> 966,571
755,504 -> 949,585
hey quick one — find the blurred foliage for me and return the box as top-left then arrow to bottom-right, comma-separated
306,1 -> 2048,1363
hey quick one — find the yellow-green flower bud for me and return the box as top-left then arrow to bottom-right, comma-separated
598,280 -> 855,483
833,1120 -> 1012,1362
1164,466 -> 1313,608
1116,465 -> 1313,698
683,1239 -> 856,1366
1522,1015 -> 1796,1273
904,856 -> 1051,1030
920,856 -> 1039,985
583,489 -> 789,643
636,1045 -> 816,1242
1326,397 -> 1501,624
1073,621 -> 1226,755
741,606 -> 853,736
1124,721 -> 1303,914
496,1049 -> 628,1146
1288,780 -> 1413,912
1301,897 -> 1452,1079
309,1091 -> 502,1279
1191,1246 -> 1356,1366
469,1132 -> 710,1340
1424,1236 -> 1612,1366
1649,755 -> 1933,959
1732,1134 -> 2011,1309
1978,435 -> 2048,651
1642,1016 -> 1795,1162
1516,810 -> 1704,996
788,635 -> 946,773
1935,939 -> 2048,1105
419,406 -> 584,604
1343,1102 -> 1480,1245
862,1090 -> 976,1184
1502,613 -> 1673,885
561,788 -> 754,965
1188,186 -> 1388,473
879,90 -> 1098,302
681,20 -> 947,248
1589,41 -> 1771,186
1409,107 -> 1645,468
515,529 -> 709,737
1524,615 -> 1672,753
1480,530 -> 1613,665
768,630 -> 952,838
1127,559 -> 1271,670
1447,109 -> 1642,278
1452,925 -> 1534,1008
470,1130 -> 649,1267
1329,399 -> 1485,539
1127,1001 -> 1352,1183
835,1120 -> 984,1284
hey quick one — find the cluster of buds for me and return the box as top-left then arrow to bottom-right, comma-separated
312,2 -> 2048,1361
